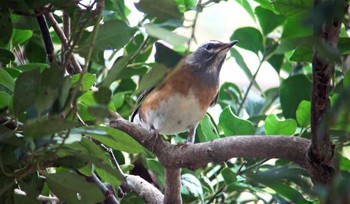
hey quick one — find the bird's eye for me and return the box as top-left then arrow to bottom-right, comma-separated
204,44 -> 213,51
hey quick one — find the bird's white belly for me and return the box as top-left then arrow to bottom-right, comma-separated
144,91 -> 203,134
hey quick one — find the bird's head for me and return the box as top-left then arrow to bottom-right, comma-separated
186,40 -> 238,73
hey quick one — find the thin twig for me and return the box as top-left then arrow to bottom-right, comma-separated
44,12 -> 82,73
91,172 -> 120,204
237,60 -> 264,115
186,0 -> 202,54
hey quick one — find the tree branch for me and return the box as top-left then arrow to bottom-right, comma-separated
44,12 -> 82,74
90,172 -> 120,204
121,175 -> 164,204
164,168 -> 182,204
35,14 -> 55,62
309,0 -> 345,184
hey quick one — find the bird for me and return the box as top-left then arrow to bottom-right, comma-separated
131,40 -> 238,144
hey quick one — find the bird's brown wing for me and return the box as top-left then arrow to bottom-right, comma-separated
130,87 -> 155,122
210,93 -> 219,107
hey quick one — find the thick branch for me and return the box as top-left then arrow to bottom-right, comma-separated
164,168 -> 182,204
309,0 -> 345,184
121,175 -> 164,204
109,116 -> 312,171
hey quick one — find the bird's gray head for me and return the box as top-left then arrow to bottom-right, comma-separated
186,40 -> 238,73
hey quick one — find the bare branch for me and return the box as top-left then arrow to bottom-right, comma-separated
35,14 -> 55,62
164,168 -> 182,204
109,116 -> 312,172
90,172 -> 119,204
121,175 -> 164,204
44,12 -> 82,73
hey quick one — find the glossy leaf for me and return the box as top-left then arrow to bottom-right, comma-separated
236,0 -> 256,20
135,0 -> 182,19
290,43 -> 313,62
197,114 -> 219,142
0,8 -> 12,45
136,64 -> 168,94
218,106 -> 255,136
93,87 -> 111,105
71,73 -> 96,91
0,48 -> 15,65
144,23 -> 188,46
24,117 -> 79,138
272,0 -> 312,17
280,75 -> 311,119
86,126 -> 145,154
264,114 -> 297,135
0,68 -> 15,92
255,6 -> 285,35
181,174 -> 203,198
13,69 -> 40,116
46,171 -> 104,204
77,20 -> 136,56
231,27 -> 263,54
100,56 -> 130,88
221,167 -> 237,185
0,92 -> 10,109
296,100 -> 311,128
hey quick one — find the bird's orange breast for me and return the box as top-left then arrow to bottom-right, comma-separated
139,65 -> 219,129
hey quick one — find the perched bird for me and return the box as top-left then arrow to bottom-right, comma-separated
131,40 -> 238,144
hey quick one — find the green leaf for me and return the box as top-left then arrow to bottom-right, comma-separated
272,0 -> 312,17
253,0 -> 278,13
86,126 -> 145,154
12,29 -> 33,46
280,75 -> 311,119
0,48 -> 15,65
0,68 -> 15,92
13,69 -> 40,116
0,92 -> 10,109
218,82 -> 241,111
144,23 -> 188,46
236,0 -> 256,21
136,64 -> 168,94
77,20 -> 136,56
46,171 -> 104,204
290,43 -> 313,62
111,92 -> 125,109
282,17 -> 312,38
339,154 -> 350,171
221,167 -> 237,185
0,8 -> 12,45
264,114 -> 297,135
181,174 -> 203,197
197,114 -> 219,142
100,56 -> 130,88
255,6 -> 285,35
296,100 -> 311,128
344,70 -> 350,87
93,87 -> 111,105
154,42 -> 183,68
268,54 -> 284,73
135,0 -> 182,19
231,27 -> 263,54
218,107 -> 255,136
24,117 -> 79,138
71,73 -> 96,91
338,38 -> 350,54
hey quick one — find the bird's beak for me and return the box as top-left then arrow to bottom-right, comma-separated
219,40 -> 238,52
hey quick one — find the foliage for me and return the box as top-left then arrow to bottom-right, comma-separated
0,0 -> 349,203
